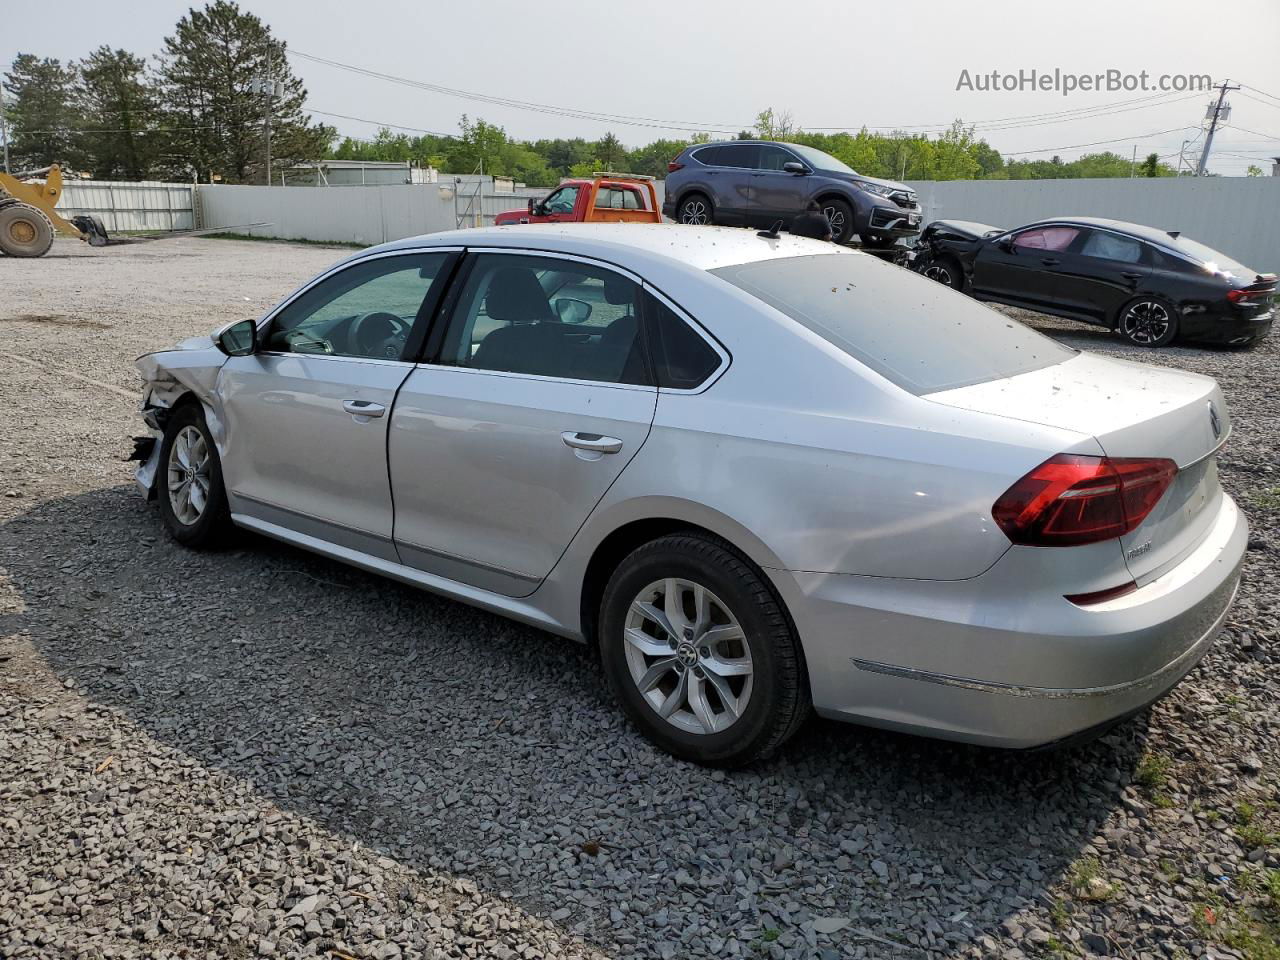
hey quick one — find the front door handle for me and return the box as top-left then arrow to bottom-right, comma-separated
561,431 -> 623,454
1122,271 -> 1144,281
1041,257 -> 1061,266
342,399 -> 385,419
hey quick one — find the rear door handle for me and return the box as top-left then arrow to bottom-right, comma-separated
342,399 -> 385,419
1122,271 -> 1144,281
1040,257 -> 1061,266
561,431 -> 623,454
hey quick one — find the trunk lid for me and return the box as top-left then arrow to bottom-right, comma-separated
927,352 -> 1228,584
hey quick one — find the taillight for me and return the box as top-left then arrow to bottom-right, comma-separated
992,454 -> 1177,547
1227,287 -> 1273,303
668,160 -> 685,173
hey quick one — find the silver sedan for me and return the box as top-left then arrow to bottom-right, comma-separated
134,224 -> 1246,766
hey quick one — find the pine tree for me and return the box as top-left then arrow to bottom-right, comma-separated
76,47 -> 161,180
156,1 -> 331,183
3,54 -> 82,171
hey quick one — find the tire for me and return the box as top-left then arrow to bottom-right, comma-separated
1117,296 -> 1179,347
157,404 -> 233,548
0,203 -> 55,258
820,198 -> 855,244
599,532 -> 810,767
677,193 -> 713,226
921,257 -> 963,290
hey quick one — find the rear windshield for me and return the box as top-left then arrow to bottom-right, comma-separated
711,253 -> 1075,394
1159,236 -> 1251,276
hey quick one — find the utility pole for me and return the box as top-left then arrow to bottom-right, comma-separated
1196,79 -> 1239,177
0,80 -> 10,174
253,49 -> 283,186
1130,145 -> 1137,178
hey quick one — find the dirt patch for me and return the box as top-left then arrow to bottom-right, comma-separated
0,313 -> 113,329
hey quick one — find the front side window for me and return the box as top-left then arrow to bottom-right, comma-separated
1080,230 -> 1143,263
265,253 -> 450,359
1011,226 -> 1079,252
438,254 -> 650,386
755,145 -> 797,171
712,253 -> 1075,395
544,186 -> 579,214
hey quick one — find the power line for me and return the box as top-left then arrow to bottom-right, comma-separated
1240,83 -> 1280,106
999,126 -> 1199,157
1224,122 -> 1279,142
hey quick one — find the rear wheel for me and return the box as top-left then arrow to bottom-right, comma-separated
157,404 -> 233,548
820,198 -> 854,244
677,194 -> 713,226
0,203 -> 54,258
599,533 -> 810,767
1118,297 -> 1178,347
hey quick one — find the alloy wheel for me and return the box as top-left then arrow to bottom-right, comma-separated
1121,300 -> 1171,345
680,199 -> 709,225
923,264 -> 954,286
822,205 -> 846,239
623,578 -> 754,736
166,425 -> 211,526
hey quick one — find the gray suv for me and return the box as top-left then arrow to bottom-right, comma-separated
662,141 -> 922,247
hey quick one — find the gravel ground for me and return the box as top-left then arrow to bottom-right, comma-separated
1,236 -> 1278,960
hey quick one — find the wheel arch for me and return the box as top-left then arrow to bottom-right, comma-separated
575,503 -> 792,651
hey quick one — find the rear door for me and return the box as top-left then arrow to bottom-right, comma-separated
387,250 -> 657,596
218,250 -> 457,561
971,224 -> 1081,310
748,144 -> 806,228
1060,229 -> 1151,324
705,143 -> 756,225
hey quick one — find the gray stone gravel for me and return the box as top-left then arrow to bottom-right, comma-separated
2,237 -> 1278,959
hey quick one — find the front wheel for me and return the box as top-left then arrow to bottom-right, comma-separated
157,404 -> 233,548
677,194 -> 713,226
820,199 -> 855,244
599,533 -> 810,767
0,203 -> 54,258
922,257 -> 963,289
1118,297 -> 1178,347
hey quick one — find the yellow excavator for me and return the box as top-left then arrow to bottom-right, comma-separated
0,164 -> 110,257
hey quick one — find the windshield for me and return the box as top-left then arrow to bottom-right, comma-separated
711,253 -> 1075,395
786,144 -> 857,176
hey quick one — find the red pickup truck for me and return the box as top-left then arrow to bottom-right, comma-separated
494,174 -> 662,226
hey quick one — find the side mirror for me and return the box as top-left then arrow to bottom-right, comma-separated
782,162 -> 808,175
216,318 -> 257,356
553,298 -> 592,324
528,197 -> 543,215
997,238 -> 1014,253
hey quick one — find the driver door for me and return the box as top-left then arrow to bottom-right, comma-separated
217,250 -> 457,560
530,184 -> 581,223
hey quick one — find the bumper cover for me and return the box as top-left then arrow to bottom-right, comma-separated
773,493 -> 1247,748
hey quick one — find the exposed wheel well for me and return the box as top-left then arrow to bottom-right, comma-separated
675,190 -> 711,210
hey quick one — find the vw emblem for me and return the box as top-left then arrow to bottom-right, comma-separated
1208,401 -> 1222,441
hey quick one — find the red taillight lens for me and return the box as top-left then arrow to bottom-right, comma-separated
992,454 -> 1177,547
668,160 -> 685,173
1227,289 -> 1251,303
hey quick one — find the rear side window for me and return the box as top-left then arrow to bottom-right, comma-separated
1080,231 -> 1143,263
692,146 -> 724,166
644,292 -> 721,389
711,253 -> 1075,395
596,186 -> 643,210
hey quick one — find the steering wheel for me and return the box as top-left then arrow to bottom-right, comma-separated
349,311 -> 409,359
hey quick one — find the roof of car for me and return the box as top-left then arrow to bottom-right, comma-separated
372,222 -> 855,272
1026,216 -> 1179,243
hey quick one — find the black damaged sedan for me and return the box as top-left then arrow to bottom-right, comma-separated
912,216 -> 1275,347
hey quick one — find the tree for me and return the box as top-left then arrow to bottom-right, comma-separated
593,132 -> 624,170
157,1 -> 332,183
3,54 -> 81,170
754,107 -> 794,140
76,47 -> 161,180
1139,152 -> 1160,177
1247,164 -> 1263,177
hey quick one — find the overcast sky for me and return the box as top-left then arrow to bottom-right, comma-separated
5,0 -> 1279,175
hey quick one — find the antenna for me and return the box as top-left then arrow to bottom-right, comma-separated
757,219 -> 784,239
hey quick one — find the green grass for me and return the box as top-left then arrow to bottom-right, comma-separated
1135,752 -> 1172,791
1252,487 -> 1280,511
1069,857 -> 1119,902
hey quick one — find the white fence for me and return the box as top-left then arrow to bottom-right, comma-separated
197,181 -> 547,246
59,180 -> 196,232
906,176 -> 1280,274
